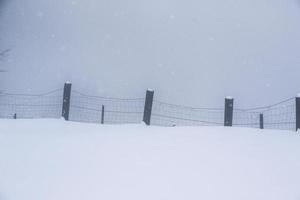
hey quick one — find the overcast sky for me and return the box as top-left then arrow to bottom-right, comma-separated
0,0 -> 300,108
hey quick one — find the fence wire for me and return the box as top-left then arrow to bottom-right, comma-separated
151,100 -> 224,127
0,89 -> 63,119
232,110 -> 260,128
234,97 -> 295,131
69,90 -> 145,124
0,87 -> 298,131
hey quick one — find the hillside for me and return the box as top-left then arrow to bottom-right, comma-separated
0,119 -> 299,200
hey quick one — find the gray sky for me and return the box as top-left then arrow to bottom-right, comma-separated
0,0 -> 300,108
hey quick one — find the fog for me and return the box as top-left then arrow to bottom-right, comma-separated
0,0 -> 300,108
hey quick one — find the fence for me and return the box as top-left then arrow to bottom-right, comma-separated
0,89 -> 63,119
0,82 -> 299,132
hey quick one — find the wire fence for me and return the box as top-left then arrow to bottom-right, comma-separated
0,89 -> 63,119
151,100 -> 224,127
0,86 -> 298,131
69,90 -> 145,124
233,97 -> 295,131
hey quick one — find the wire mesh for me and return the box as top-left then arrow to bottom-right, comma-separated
69,90 -> 145,124
233,98 -> 295,131
151,100 -> 224,127
233,110 -> 260,128
0,89 -> 63,119
0,87 -> 298,131
263,98 -> 295,131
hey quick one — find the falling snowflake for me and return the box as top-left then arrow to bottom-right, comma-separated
36,11 -> 44,18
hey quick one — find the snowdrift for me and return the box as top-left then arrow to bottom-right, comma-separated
0,119 -> 300,200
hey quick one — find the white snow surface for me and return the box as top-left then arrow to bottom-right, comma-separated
0,119 -> 300,200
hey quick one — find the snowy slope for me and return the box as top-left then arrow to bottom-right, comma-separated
0,119 -> 300,200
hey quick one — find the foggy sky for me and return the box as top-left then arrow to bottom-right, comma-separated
0,0 -> 300,108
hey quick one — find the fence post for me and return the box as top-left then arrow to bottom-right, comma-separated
62,82 -> 72,121
224,97 -> 234,127
101,105 -> 105,124
143,89 -> 154,125
296,96 -> 300,131
259,113 -> 264,129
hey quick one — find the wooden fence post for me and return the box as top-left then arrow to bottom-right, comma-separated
62,82 -> 72,121
101,105 -> 105,124
259,113 -> 264,129
143,89 -> 154,125
224,97 -> 234,127
296,96 -> 300,131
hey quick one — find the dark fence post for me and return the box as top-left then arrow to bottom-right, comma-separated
259,113 -> 264,129
143,89 -> 154,125
62,82 -> 72,121
101,105 -> 105,124
224,97 -> 234,127
296,96 -> 300,131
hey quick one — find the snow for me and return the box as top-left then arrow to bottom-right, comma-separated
0,119 -> 300,200
225,96 -> 233,100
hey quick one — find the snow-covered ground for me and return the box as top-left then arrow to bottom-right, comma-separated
0,119 -> 300,200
